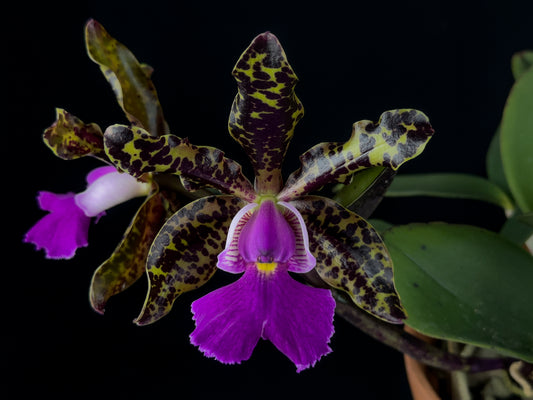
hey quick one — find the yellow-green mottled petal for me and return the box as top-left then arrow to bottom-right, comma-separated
89,188 -> 181,313
43,108 -> 107,161
279,109 -> 434,201
104,124 -> 257,201
85,19 -> 168,136
135,195 -> 247,325
229,32 -> 304,194
292,195 -> 406,324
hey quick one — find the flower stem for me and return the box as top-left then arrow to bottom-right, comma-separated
333,294 -> 514,373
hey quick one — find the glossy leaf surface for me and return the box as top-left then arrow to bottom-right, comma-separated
135,195 -> 247,325
279,109 -> 434,201
385,173 -> 515,215
384,223 -> 533,362
292,195 -> 406,323
43,108 -> 107,161
89,189 -> 180,313
500,66 -> 533,212
104,125 -> 257,201
85,19 -> 168,136
229,32 -> 304,194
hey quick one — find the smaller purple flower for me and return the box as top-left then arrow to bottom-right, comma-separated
24,166 -> 151,259
190,199 -> 336,372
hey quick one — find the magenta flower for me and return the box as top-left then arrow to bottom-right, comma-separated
25,166 -> 151,259
191,199 -> 335,371
102,31 -> 434,371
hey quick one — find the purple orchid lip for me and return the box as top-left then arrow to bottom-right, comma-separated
75,169 -> 151,217
24,191 -> 91,259
25,166 -> 152,259
191,199 -> 334,372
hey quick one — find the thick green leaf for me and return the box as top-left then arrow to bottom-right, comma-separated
85,19 -> 168,137
104,124 -> 257,201
383,223 -> 533,362
368,218 -> 394,233
511,50 -> 533,81
278,109 -> 434,201
229,32 -> 304,194
500,66 -> 533,213
293,195 -> 406,323
89,188 -> 180,313
385,173 -> 515,215
43,108 -> 107,161
135,195 -> 247,325
485,125 -> 513,197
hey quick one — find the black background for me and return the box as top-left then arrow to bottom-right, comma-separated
6,0 -> 533,398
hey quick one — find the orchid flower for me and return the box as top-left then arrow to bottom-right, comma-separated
25,21 -> 184,313
101,32 -> 434,371
25,165 -> 151,259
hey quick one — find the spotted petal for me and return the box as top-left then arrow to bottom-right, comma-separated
229,32 -> 304,194
104,124 -> 256,201
278,109 -> 434,201
89,188 -> 180,314
292,195 -> 406,323
135,195 -> 247,325
85,19 -> 168,136
43,108 -> 107,161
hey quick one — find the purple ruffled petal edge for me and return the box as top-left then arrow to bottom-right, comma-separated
190,266 -> 335,372
24,192 -> 91,259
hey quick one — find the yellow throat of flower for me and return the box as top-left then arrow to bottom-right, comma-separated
256,262 -> 277,273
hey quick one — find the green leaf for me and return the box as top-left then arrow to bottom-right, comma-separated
229,32 -> 304,194
500,212 -> 533,246
103,124 -> 257,202
85,19 -> 168,137
500,66 -> 533,213
385,173 -> 515,215
485,125 -> 513,196
43,108 -> 107,161
383,223 -> 533,362
293,195 -> 406,323
278,109 -> 434,201
368,218 -> 394,233
511,50 -> 533,81
135,195 -> 247,325
89,188 -> 180,313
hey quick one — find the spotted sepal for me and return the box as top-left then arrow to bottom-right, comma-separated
89,188 -> 181,314
104,124 -> 257,201
278,109 -> 434,201
134,195 -> 248,325
292,195 -> 406,323
43,108 -> 107,161
85,19 -> 168,137
229,32 -> 304,194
